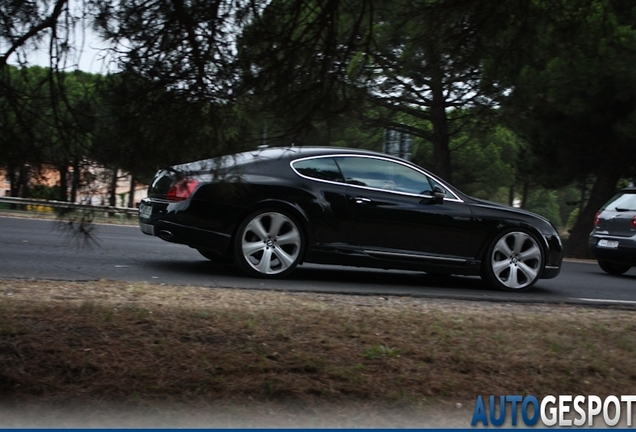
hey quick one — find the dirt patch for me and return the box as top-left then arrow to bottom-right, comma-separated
1,278 -> 635,427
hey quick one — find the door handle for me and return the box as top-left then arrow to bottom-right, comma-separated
354,197 -> 372,204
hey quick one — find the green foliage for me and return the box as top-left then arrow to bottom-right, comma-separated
412,120 -> 521,201
566,208 -> 580,232
524,189 -> 563,228
450,125 -> 520,199
0,65 -> 104,199
29,185 -> 61,201
556,185 -> 584,231
500,0 -> 636,179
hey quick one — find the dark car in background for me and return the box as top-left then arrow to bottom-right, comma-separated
589,187 -> 636,275
139,146 -> 563,291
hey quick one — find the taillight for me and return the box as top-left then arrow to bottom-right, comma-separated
594,211 -> 601,227
632,216 -> 636,229
166,178 -> 199,201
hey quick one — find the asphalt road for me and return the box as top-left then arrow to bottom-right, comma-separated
1,216 -> 635,306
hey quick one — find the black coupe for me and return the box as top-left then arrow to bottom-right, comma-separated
139,146 -> 563,291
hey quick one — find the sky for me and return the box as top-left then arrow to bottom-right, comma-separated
24,33 -> 115,74
1,5 -> 117,74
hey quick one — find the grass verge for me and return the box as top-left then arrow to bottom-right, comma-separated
0,278 -> 635,427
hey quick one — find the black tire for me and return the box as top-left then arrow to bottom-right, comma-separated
598,261 -> 631,276
233,208 -> 304,278
481,229 -> 544,292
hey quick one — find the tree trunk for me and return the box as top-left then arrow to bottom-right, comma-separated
567,160 -> 621,258
108,168 -> 118,217
7,164 -> 18,210
70,157 -> 80,203
109,168 -> 118,206
17,164 -> 30,198
8,164 -> 18,197
127,172 -> 136,219
508,185 -> 515,207
7,164 -> 28,209
57,162 -> 68,202
430,64 -> 452,182
520,182 -> 530,209
127,173 -> 137,208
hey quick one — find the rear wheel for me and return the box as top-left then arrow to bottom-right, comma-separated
234,209 -> 304,278
482,230 -> 544,292
598,261 -> 631,276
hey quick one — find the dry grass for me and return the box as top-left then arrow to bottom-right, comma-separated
1,278 -> 635,427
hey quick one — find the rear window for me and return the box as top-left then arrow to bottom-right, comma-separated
148,169 -> 180,197
292,158 -> 345,182
603,192 -> 636,212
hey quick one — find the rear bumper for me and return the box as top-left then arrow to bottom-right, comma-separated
589,235 -> 636,266
541,265 -> 561,279
140,222 -> 155,236
140,218 -> 232,255
138,198 -> 232,255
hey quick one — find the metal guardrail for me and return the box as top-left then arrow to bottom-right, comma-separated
0,196 -> 139,216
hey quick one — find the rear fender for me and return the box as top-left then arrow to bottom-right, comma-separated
231,199 -> 314,260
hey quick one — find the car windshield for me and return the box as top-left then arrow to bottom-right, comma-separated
604,192 -> 636,212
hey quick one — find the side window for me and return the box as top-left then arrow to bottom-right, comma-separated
335,157 -> 434,195
292,158 -> 344,182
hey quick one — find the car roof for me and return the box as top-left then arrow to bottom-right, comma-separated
171,146 -> 402,174
243,146 -> 396,161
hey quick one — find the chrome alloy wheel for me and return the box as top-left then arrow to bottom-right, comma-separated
240,211 -> 302,275
489,231 -> 543,290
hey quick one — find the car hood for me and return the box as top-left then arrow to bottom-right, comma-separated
468,197 -> 554,225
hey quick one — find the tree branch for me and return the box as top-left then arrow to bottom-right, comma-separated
0,0 -> 69,69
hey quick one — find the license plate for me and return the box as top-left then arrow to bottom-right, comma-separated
139,203 -> 152,219
598,239 -> 619,248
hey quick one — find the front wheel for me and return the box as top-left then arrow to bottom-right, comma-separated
598,261 -> 631,276
481,230 -> 544,292
233,209 -> 304,278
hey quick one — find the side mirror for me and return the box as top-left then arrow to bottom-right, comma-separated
433,186 -> 446,204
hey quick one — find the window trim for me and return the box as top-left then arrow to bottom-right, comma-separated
290,155 -> 345,184
290,154 -> 463,203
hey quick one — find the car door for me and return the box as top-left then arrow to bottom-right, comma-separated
290,156 -> 358,250
334,155 -> 477,261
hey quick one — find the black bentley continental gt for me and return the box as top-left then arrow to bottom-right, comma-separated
139,146 -> 563,291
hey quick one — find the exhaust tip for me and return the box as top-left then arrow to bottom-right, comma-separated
158,230 -> 174,240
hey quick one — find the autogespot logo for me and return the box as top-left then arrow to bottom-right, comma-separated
471,395 -> 636,427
